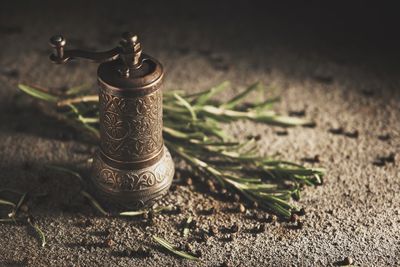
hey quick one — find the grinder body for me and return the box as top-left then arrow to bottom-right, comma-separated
49,33 -> 174,209
91,57 -> 174,208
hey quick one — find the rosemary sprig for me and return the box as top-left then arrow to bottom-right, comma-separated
80,190 -> 109,216
17,82 -> 324,218
153,235 -> 199,261
0,190 -> 48,247
27,216 -> 46,247
0,198 -> 16,207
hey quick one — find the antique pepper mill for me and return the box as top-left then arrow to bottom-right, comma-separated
49,32 -> 174,209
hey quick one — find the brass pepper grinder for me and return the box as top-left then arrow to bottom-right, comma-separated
49,32 -> 174,209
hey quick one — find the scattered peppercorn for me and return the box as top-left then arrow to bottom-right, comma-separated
253,213 -> 263,221
302,155 -> 320,164
329,127 -> 343,135
142,212 -> 149,220
221,261 -> 232,267
190,219 -> 197,229
230,223 -> 240,233
207,180 -> 216,191
378,134 -> 390,141
344,130 -> 359,138
209,225 -> 218,236
275,130 -> 288,136
289,110 -> 306,117
290,213 -> 299,223
84,219 -> 93,227
255,223 -> 266,233
184,243 -> 193,252
266,214 -> 277,223
385,153 -> 395,163
374,153 -> 395,166
296,219 -> 304,229
185,177 -> 193,186
148,210 -> 155,221
343,256 -> 353,265
195,250 -> 202,257
124,249 -> 134,257
373,159 -> 385,167
175,206 -> 182,214
298,208 -> 306,216
105,238 -> 115,248
200,231 -> 209,242
238,203 -> 246,213
204,207 -> 215,215
226,234 -> 235,242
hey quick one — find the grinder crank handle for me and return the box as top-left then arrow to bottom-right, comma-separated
49,35 -> 122,64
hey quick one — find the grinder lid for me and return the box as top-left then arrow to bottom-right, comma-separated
49,32 -> 164,93
97,54 -> 164,92
98,32 -> 164,92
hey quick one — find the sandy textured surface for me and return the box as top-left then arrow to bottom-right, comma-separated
0,1 -> 399,266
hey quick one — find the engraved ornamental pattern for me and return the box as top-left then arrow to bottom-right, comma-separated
92,149 -> 174,192
99,89 -> 163,162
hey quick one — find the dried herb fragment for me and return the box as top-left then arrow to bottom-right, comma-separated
182,216 -> 193,237
27,216 -> 46,247
153,235 -> 199,261
0,198 -> 16,207
80,190 -> 109,216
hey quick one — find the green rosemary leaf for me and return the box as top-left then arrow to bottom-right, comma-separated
119,205 -> 171,217
15,192 -> 27,213
153,235 -> 199,260
154,205 -> 173,213
222,174 -> 262,183
46,165 -> 85,185
189,140 -> 239,147
0,218 -> 14,223
119,210 -> 147,217
252,96 -> 281,111
65,83 -> 91,96
163,127 -> 205,140
264,201 -> 292,218
227,181 -> 279,192
80,190 -> 109,216
259,193 -> 294,209
252,114 -> 311,126
173,93 -> 197,121
0,188 -> 25,195
18,84 -> 58,102
77,116 -> 99,124
0,198 -> 16,207
193,81 -> 229,106
81,123 -> 100,139
28,219 -> 46,247
221,82 -> 262,109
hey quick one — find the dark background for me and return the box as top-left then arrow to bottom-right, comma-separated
2,1 -> 400,76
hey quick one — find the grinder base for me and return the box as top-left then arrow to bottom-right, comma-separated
90,145 -> 174,209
